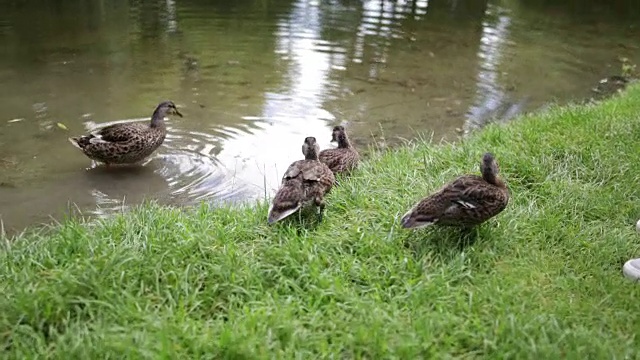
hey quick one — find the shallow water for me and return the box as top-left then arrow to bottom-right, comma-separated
1,0 -> 639,233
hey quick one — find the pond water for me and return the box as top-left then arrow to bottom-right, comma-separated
1,0 -> 639,233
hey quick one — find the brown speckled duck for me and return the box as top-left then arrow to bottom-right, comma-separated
268,137 -> 336,224
401,152 -> 509,229
68,101 -> 182,166
319,125 -> 360,176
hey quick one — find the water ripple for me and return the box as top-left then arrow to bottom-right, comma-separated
159,125 -> 250,204
1,0 -> 640,233
78,117 -> 251,216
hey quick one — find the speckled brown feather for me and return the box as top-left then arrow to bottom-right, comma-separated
319,125 -> 360,176
268,178 -> 305,223
401,152 -> 509,229
268,137 -> 336,224
68,101 -> 181,165
70,123 -> 166,164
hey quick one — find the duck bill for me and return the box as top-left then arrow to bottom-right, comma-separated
174,108 -> 183,117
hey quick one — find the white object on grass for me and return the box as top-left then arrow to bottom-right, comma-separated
623,258 -> 640,282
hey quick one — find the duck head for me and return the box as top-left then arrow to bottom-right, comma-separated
481,152 -> 498,173
330,125 -> 351,148
157,101 -> 183,117
151,100 -> 183,127
480,152 -> 503,186
302,136 -> 320,160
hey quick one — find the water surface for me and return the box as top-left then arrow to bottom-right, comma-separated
1,0 -> 639,232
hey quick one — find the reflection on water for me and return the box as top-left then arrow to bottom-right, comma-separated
84,165 -> 169,217
0,0 -> 639,233
214,0 -> 343,196
465,3 -> 522,133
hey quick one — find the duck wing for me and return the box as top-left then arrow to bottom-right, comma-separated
445,176 -> 491,209
400,175 -> 483,228
282,160 -> 306,181
318,149 -> 343,172
269,160 -> 310,223
301,162 -> 335,193
268,159 -> 336,224
319,148 -> 359,175
268,179 -> 305,224
285,160 -> 333,183
454,182 -> 509,211
438,178 -> 509,225
94,122 -> 148,143
300,162 -> 326,181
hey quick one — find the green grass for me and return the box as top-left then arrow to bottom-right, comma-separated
3,86 -> 640,359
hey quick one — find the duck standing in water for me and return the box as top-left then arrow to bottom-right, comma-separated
68,101 -> 182,166
268,137 -> 336,224
401,152 -> 509,229
318,125 -> 360,176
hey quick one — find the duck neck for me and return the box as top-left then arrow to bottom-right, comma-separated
482,169 -> 504,187
305,150 -> 319,161
337,134 -> 351,149
149,109 -> 167,128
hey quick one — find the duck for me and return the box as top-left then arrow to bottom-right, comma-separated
400,152 -> 509,229
68,100 -> 182,166
268,136 -> 336,224
318,125 -> 360,176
